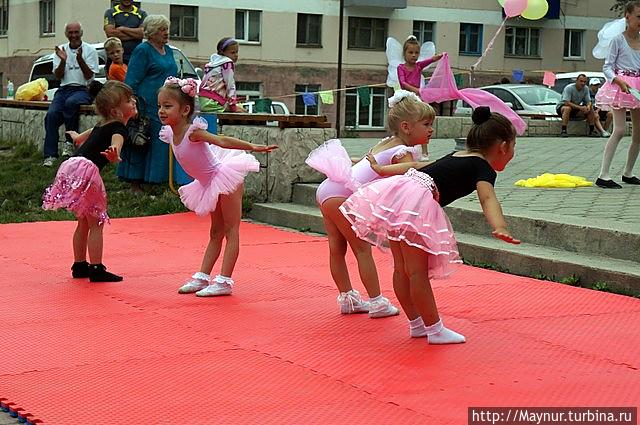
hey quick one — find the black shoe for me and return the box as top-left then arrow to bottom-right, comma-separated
622,175 -> 640,185
595,178 -> 622,189
71,261 -> 90,278
89,263 -> 123,282
588,130 -> 600,137
560,130 -> 568,138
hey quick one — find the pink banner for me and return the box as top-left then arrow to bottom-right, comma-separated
543,71 -> 556,88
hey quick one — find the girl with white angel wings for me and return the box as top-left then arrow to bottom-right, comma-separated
386,35 -> 442,94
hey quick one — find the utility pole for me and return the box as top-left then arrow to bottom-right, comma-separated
335,0 -> 344,138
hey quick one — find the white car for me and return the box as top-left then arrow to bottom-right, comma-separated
240,100 -> 290,115
454,84 -> 562,119
552,72 -> 606,94
29,42 -> 201,100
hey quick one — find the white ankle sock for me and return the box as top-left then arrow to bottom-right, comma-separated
215,275 -> 234,285
369,295 -> 383,303
425,319 -> 466,344
192,272 -> 210,282
409,317 -> 428,338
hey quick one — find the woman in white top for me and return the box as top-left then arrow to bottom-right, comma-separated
594,1 -> 640,188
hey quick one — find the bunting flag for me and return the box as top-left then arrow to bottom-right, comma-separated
512,69 -> 524,82
356,87 -> 371,107
542,71 -> 556,88
302,92 -> 317,106
318,90 -> 334,104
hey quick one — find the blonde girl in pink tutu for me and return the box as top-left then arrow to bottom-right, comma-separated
340,107 -> 520,344
305,90 -> 432,318
594,0 -> 640,189
42,81 -> 138,282
158,77 -> 277,296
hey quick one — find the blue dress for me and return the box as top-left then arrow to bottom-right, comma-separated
117,41 -> 191,185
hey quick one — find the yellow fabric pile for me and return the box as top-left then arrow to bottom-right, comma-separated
514,173 -> 593,188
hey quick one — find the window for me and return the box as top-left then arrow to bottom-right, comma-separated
39,0 -> 55,36
0,0 -> 8,36
483,88 -> 521,110
505,27 -> 540,57
459,23 -> 483,55
170,5 -> 198,40
236,82 -> 262,102
345,87 -> 386,129
236,9 -> 261,42
413,21 -> 434,44
348,17 -> 387,50
295,84 -> 320,115
564,29 -> 583,59
297,14 -> 322,47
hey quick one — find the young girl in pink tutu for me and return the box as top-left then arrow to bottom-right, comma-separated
158,77 -> 277,296
42,81 -> 138,282
340,107 -> 520,344
594,0 -> 640,189
305,90 -> 432,317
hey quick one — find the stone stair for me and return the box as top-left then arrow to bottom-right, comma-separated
249,183 -> 640,295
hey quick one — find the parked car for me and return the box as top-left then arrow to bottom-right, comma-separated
454,84 -> 562,118
552,71 -> 606,94
29,42 -> 201,100
239,100 -> 290,115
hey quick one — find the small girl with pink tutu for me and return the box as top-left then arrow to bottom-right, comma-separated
42,81 -> 138,282
305,90 -> 432,318
158,77 -> 277,296
340,106 -> 520,344
594,0 -> 640,189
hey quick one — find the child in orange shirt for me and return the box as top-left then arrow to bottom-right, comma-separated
105,37 -> 127,82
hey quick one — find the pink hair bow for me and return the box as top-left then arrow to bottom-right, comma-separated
164,76 -> 198,97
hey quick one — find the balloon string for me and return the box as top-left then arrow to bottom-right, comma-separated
471,17 -> 508,71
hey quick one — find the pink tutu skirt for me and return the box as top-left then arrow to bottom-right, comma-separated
596,74 -> 640,110
179,147 -> 260,216
305,139 -> 357,191
42,157 -> 109,225
340,168 -> 461,280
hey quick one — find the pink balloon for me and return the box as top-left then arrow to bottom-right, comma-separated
504,0 -> 528,17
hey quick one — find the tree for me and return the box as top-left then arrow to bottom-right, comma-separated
611,0 -> 630,15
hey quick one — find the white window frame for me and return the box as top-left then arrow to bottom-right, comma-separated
0,0 -> 8,37
170,5 -> 199,40
413,21 -> 435,44
294,84 -> 321,115
236,9 -> 261,43
564,29 -> 584,60
236,81 -> 262,103
39,0 -> 55,36
345,87 -> 386,130
505,27 -> 540,57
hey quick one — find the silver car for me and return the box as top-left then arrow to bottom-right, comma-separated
454,84 -> 562,119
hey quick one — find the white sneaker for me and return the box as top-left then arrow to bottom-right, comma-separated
196,276 -> 233,297
178,272 -> 210,294
601,130 -> 611,137
43,157 -> 56,167
368,296 -> 400,318
61,142 -> 75,157
337,289 -> 370,314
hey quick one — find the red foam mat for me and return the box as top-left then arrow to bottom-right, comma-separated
0,213 -> 638,424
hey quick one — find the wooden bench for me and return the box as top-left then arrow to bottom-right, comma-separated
0,99 -> 95,113
217,113 -> 332,129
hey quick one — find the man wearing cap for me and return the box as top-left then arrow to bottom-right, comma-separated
556,74 -> 599,137
589,78 -> 612,137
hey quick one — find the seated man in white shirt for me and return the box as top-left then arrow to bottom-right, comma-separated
43,22 -> 99,166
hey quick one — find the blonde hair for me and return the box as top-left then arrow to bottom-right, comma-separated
387,96 -> 436,135
93,81 -> 134,121
143,15 -> 170,39
104,37 -> 123,51
402,35 -> 420,59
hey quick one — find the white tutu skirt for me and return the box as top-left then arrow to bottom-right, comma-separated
596,74 -> 640,110
42,157 -> 109,225
340,169 -> 461,280
179,147 -> 260,216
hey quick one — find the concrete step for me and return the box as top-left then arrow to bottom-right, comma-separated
248,201 -> 640,294
290,183 -> 640,263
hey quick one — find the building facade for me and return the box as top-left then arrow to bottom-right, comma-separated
0,0 -> 619,132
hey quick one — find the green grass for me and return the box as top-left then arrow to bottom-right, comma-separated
0,140 -> 189,223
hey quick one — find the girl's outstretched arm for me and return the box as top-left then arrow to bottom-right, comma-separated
189,129 -> 278,152
66,128 -> 93,147
101,134 -> 125,163
367,153 -> 432,176
476,181 -> 520,244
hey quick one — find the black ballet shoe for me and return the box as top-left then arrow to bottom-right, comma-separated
621,175 -> 640,185
595,178 -> 622,189
71,261 -> 90,278
89,263 -> 123,282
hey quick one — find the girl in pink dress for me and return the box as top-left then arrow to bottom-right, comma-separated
42,81 -> 138,282
340,107 -> 520,344
397,36 -> 442,95
158,77 -> 277,296
305,91 -> 432,318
